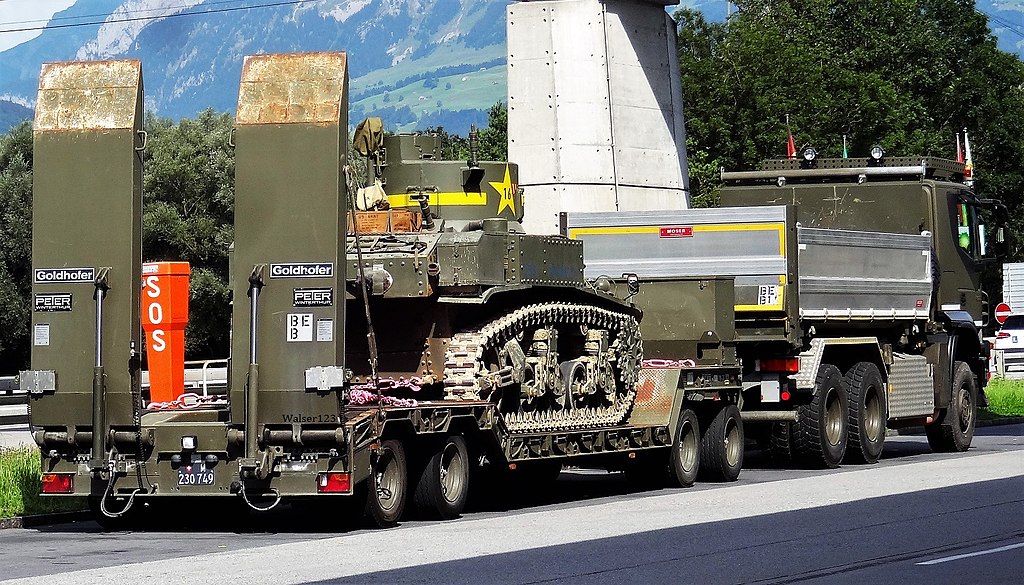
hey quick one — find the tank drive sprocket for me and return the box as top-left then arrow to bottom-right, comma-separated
443,302 -> 641,433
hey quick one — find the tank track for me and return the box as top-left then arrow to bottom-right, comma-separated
443,302 -> 641,433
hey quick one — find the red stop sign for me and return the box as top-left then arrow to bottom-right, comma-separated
995,302 -> 1013,324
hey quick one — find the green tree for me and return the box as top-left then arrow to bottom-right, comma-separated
425,102 -> 508,162
0,122 -> 32,370
476,102 -> 508,161
143,109 -> 234,358
676,0 -> 1024,255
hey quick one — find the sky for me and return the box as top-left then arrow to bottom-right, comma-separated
0,0 -> 76,52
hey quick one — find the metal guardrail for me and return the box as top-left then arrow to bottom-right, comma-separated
139,359 -> 229,396
1,375 -> 19,395
0,359 -> 230,426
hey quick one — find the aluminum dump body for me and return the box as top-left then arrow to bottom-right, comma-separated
562,205 -> 933,324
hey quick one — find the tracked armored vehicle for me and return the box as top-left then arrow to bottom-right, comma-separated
336,127 -> 642,432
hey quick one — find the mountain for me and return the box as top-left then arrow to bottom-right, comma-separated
0,99 -> 32,132
0,0 -> 512,134
1,1 -> 1024,134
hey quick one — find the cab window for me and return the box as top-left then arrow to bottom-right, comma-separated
956,202 -> 974,253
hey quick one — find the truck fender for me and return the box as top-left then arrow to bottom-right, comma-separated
792,337 -> 886,393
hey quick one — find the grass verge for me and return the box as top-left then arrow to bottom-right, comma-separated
1,446 -> 85,519
984,377 -> 1024,417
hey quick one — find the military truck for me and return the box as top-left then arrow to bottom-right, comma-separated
22,53 -> 742,528
564,150 -> 1004,468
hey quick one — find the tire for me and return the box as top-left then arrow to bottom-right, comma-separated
698,404 -> 743,482
767,421 -> 793,464
366,439 -> 408,528
668,408 -> 700,488
413,435 -> 470,520
792,364 -> 848,468
843,362 -> 887,464
925,361 -> 978,453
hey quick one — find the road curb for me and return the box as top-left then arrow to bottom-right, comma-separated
977,415 -> 1024,426
0,511 -> 90,530
893,415 -> 1024,436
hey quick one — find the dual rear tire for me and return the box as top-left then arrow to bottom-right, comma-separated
843,362 -> 887,464
364,434 -> 472,528
793,364 -> 848,468
698,405 -> 743,482
413,435 -> 471,520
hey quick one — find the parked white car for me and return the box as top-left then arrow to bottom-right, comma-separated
995,314 -> 1024,351
995,314 -> 1024,377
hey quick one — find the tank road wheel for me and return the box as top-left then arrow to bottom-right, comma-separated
444,302 -> 641,434
413,435 -> 471,520
843,362 -> 887,464
793,364 -> 848,468
926,361 -> 978,453
366,439 -> 408,528
668,408 -> 700,488
698,404 -> 743,482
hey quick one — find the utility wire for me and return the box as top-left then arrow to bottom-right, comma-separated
977,8 -> 1024,40
1,0 -> 252,27
0,0 -> 317,34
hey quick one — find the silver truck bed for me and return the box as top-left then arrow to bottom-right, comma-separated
563,205 -> 932,321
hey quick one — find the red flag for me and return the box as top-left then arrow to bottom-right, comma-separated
787,130 -> 796,160
963,128 -> 974,185
956,133 -> 963,163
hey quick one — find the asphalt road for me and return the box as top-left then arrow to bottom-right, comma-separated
1,425 -> 1022,585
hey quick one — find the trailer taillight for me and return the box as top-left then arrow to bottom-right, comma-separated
316,472 -> 351,494
41,473 -> 74,494
759,358 -> 800,373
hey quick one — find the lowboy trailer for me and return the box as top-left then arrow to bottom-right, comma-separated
23,53 -> 743,528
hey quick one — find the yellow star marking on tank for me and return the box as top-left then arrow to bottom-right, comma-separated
490,164 -> 517,216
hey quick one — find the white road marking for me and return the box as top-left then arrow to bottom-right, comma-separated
4,450 -> 1023,585
916,541 -> 1024,565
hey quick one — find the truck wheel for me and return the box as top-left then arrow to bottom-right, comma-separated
366,439 -> 408,528
793,364 -> 848,468
413,435 -> 470,520
843,362 -> 887,464
668,408 -> 700,487
767,421 -> 793,464
925,361 -> 977,453
698,404 -> 743,482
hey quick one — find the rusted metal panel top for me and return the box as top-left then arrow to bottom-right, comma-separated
35,60 -> 142,131
236,52 -> 348,125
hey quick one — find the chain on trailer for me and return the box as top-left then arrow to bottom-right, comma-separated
344,164 -> 386,415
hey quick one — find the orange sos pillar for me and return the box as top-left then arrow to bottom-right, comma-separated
141,262 -> 190,403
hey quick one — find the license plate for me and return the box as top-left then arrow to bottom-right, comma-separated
177,462 -> 214,486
